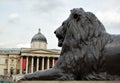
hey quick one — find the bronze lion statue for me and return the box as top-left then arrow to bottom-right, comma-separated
21,8 -> 120,80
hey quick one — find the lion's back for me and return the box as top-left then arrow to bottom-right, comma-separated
103,35 -> 120,75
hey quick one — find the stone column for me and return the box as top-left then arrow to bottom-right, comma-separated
47,57 -> 50,69
52,58 -> 54,67
7,56 -> 10,74
36,57 -> 39,71
26,56 -> 28,74
42,57 -> 44,70
31,57 -> 34,73
20,56 -> 23,74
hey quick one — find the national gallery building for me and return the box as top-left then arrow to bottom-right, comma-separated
0,29 -> 60,76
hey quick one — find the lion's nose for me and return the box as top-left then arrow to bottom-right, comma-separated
54,31 -> 56,34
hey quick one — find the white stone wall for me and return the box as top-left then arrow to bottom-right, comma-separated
31,41 -> 47,49
8,55 -> 20,75
0,54 -> 20,75
0,55 -> 8,75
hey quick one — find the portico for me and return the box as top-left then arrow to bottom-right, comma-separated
20,48 -> 59,74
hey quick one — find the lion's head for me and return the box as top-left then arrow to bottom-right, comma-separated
54,8 -> 109,48
54,8 -> 111,79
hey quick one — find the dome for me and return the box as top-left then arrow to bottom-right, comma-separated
31,29 -> 47,43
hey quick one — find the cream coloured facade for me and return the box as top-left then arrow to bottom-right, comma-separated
0,29 -> 60,76
31,41 -> 47,49
0,49 -> 21,75
0,48 -> 59,75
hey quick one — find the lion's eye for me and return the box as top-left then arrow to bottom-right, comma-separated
73,13 -> 81,21
74,14 -> 78,19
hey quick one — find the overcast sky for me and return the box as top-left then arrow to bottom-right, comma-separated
0,0 -> 120,49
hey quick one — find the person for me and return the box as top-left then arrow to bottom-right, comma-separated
10,67 -> 13,77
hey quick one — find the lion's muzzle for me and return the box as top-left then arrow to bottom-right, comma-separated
54,27 -> 64,47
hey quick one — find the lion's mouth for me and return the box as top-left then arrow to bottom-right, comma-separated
58,38 -> 64,47
54,30 -> 64,47
57,35 -> 64,47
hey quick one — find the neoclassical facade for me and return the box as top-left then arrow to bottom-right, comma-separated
0,29 -> 60,75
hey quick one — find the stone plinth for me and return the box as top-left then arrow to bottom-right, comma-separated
19,81 -> 120,83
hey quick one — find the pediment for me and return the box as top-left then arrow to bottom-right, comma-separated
21,48 -> 60,55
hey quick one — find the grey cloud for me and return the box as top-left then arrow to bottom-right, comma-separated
8,13 -> 20,23
27,0 -> 83,14
31,0 -> 64,13
105,23 -> 120,34
0,25 -> 9,35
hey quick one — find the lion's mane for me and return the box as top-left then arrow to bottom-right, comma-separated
54,8 -> 112,80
